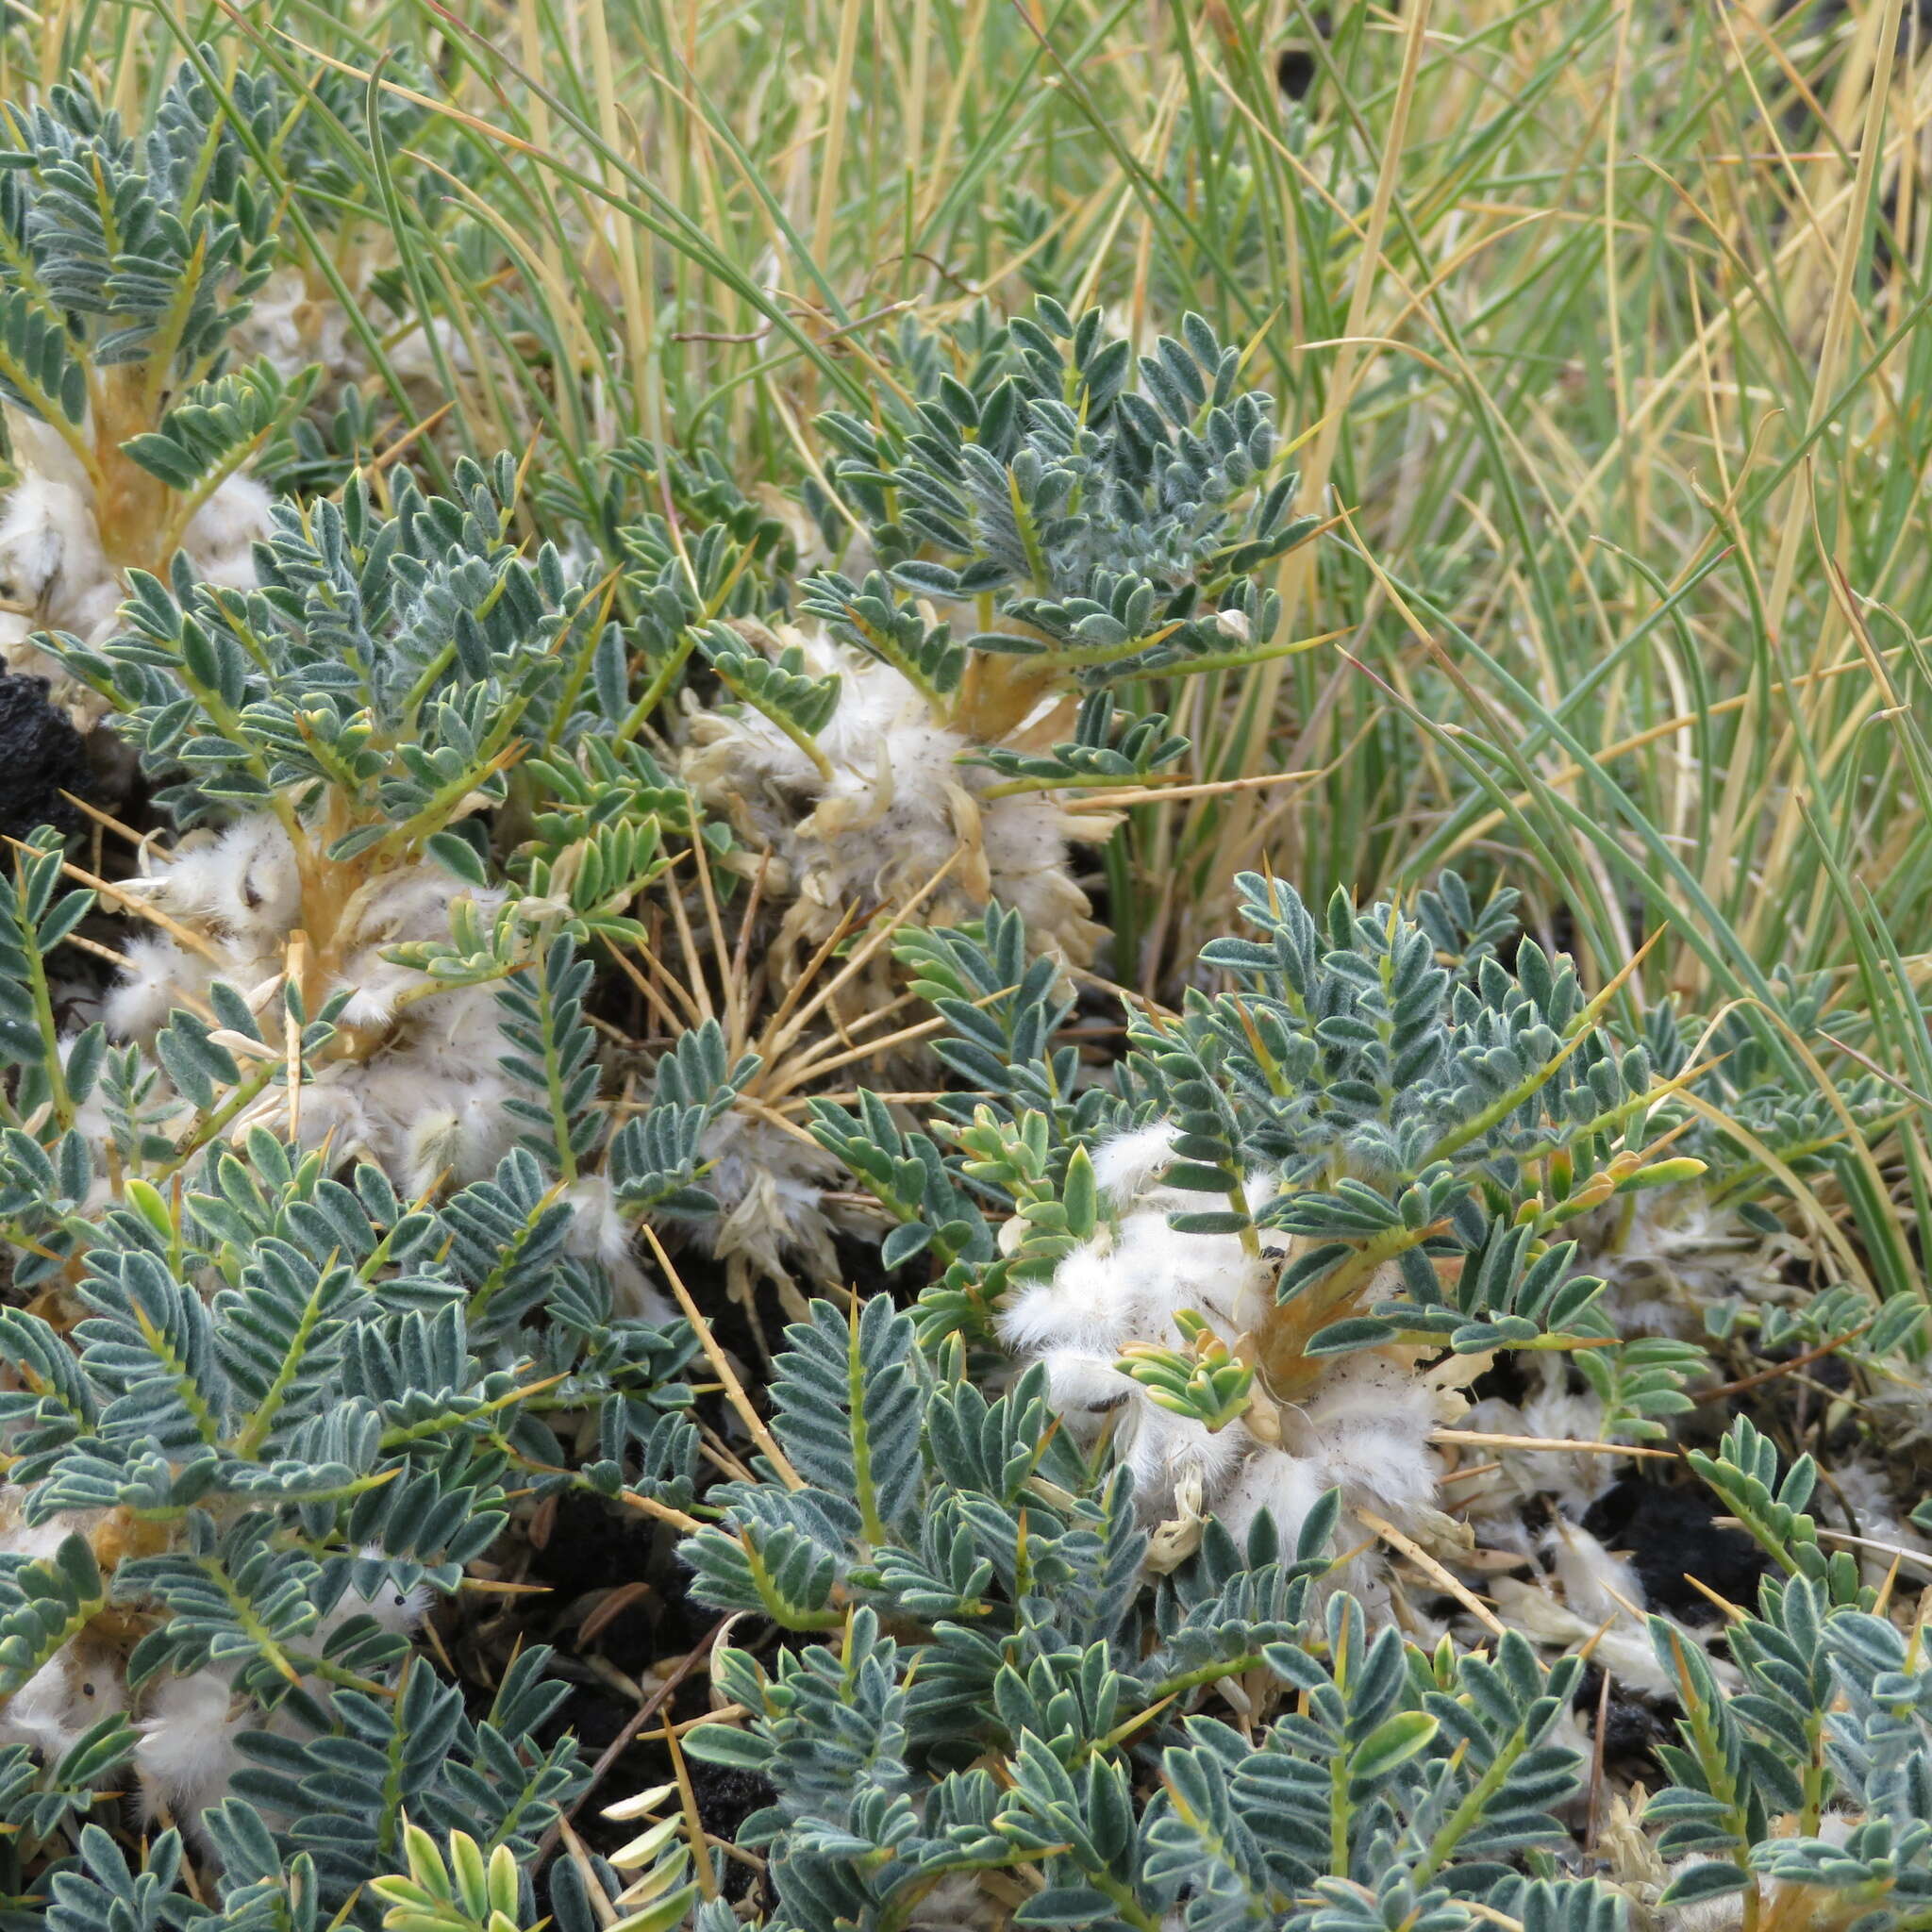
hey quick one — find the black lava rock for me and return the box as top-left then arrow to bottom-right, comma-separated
0,673 -> 88,839
1572,1663 -> 1661,1757
1276,10 -> 1329,100
689,1758 -> 775,1843
1583,1475 -> 1769,1624
1276,45 -> 1316,98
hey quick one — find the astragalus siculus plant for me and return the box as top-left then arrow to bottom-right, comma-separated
676,296 -> 1314,974
4,4 -> 1932,1932
0,58 -> 311,730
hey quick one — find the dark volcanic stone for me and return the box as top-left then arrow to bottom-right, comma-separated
1573,1664 -> 1661,1757
0,673 -> 88,838
1276,47 -> 1316,98
689,1758 -> 775,1844
1583,1476 -> 1769,1624
1275,10 -> 1328,100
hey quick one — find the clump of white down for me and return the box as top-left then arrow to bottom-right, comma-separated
1604,1793 -> 1865,1932
85,814 -> 674,1316
89,816 -> 520,1201
0,1502 -> 129,1769
0,1493 -> 433,1846
133,1557 -> 432,1847
996,1123 -> 1466,1597
0,411 -> 272,724
696,1108 -> 843,1297
681,622 -> 1111,969
1574,1185 -> 1800,1341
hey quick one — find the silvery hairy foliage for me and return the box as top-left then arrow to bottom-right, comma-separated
586,299 -> 1307,773
0,51 -> 487,703
0,58 -> 313,568
812,876 -> 1709,1433
0,458 -> 766,1919
0,58 -> 1918,1932
664,881 -> 1719,1927
48,452 -> 598,827
658,880 -> 1932,1931
812,296 -> 1306,655
661,302 -> 1322,974
20,457 -> 738,1212
0,1107 -> 700,1919
0,58 -> 277,407
672,1294 -> 1594,1931
780,297 -> 1311,777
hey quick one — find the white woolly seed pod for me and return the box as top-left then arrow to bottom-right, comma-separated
998,1117 -> 1454,1595
95,817 -> 522,1205
86,814 -> 691,1312
135,1558 -> 433,1844
692,1108 -> 845,1298
1571,1186 -> 1799,1341
134,1670 -> 249,1841
0,409 -> 275,724
681,623 -> 1111,970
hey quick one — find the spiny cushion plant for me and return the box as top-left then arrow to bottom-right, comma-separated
0,18 -> 1930,1932
26,457 -> 699,1215
0,59 -> 314,718
679,300 -> 1315,971
688,1487 -> 1594,1932
814,878 -> 1715,1494
0,48 -> 495,730
0,453 -> 755,1914
667,883 -> 1927,1928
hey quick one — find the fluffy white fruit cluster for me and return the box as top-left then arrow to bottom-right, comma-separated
682,622 -> 1112,971
81,817 -> 684,1316
91,817 -> 518,1200
134,1566 -> 429,1847
696,1109 -> 842,1298
231,267 -> 359,388
0,412 -> 272,724
0,1501 -> 427,1846
997,1123 -> 1460,1593
0,1505 -> 128,1771
1605,1802 -> 1863,1932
